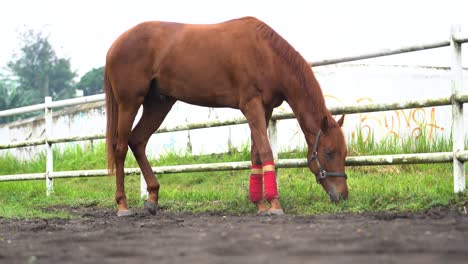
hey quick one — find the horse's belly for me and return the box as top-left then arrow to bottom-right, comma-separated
178,93 -> 239,109
161,84 -> 240,109
158,67 -> 241,108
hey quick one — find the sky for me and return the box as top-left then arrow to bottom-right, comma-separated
1,0 -> 467,78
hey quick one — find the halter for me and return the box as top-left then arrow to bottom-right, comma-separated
307,129 -> 348,183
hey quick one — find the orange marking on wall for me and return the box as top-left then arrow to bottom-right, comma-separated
327,97 -> 446,143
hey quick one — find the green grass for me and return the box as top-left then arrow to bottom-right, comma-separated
0,131 -> 467,219
346,126 -> 453,156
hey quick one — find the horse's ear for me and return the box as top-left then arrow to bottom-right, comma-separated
337,115 -> 345,127
321,116 -> 329,132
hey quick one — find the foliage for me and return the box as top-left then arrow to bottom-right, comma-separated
0,76 -> 38,123
6,29 -> 77,104
76,67 -> 104,96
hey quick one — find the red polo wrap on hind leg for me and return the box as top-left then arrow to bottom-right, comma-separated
263,161 -> 278,201
249,165 -> 263,203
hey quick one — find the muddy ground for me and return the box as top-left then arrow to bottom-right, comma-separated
0,206 -> 467,264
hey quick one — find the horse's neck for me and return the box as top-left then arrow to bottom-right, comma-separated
283,74 -> 329,146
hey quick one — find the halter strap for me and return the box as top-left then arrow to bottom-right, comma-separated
307,129 -> 347,183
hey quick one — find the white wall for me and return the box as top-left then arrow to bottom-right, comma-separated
1,64 -> 467,161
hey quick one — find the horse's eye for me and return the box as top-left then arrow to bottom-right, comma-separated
325,150 -> 334,160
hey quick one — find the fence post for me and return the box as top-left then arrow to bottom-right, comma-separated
45,96 -> 54,195
268,119 -> 279,186
450,25 -> 466,193
140,172 -> 148,199
268,120 -> 279,161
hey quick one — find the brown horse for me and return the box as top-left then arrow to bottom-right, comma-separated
104,17 -> 348,217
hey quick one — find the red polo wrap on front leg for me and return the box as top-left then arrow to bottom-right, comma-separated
263,161 -> 278,201
249,165 -> 263,203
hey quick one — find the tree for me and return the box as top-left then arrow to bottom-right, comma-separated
0,80 -> 14,111
7,29 -> 77,104
76,67 -> 104,96
0,78 -> 36,123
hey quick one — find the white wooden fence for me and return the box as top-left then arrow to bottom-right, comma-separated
0,26 -> 467,196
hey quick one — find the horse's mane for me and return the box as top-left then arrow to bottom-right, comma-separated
248,18 -> 309,86
238,17 -> 330,123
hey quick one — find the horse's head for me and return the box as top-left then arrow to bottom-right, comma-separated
307,115 -> 348,203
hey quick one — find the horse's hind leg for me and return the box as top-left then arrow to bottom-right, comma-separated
114,101 -> 142,216
129,96 -> 176,215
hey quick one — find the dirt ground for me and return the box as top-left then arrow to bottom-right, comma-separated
0,206 -> 467,264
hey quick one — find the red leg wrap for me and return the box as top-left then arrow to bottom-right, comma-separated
249,165 -> 263,203
263,161 -> 278,201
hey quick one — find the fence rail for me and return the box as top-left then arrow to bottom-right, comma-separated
0,27 -> 467,196
1,94 -> 466,150
2,150 -> 468,182
309,32 -> 466,67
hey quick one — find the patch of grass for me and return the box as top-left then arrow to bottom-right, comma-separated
1,165 -> 466,219
0,151 -> 47,175
0,131 -> 467,219
347,126 -> 452,156
0,180 -> 73,219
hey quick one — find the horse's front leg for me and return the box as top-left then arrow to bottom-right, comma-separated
242,98 -> 284,215
250,136 -> 270,214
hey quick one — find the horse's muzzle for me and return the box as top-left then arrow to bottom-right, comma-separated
329,189 -> 348,203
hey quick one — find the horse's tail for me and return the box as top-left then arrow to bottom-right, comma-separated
104,67 -> 117,176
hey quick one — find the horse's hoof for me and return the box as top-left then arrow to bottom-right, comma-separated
269,209 -> 284,216
144,200 -> 159,215
257,210 -> 271,216
116,209 -> 134,217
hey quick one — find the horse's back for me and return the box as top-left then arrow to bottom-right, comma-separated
106,17 -> 280,108
161,18 -> 278,104
107,16 -> 272,71
106,21 -> 183,71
